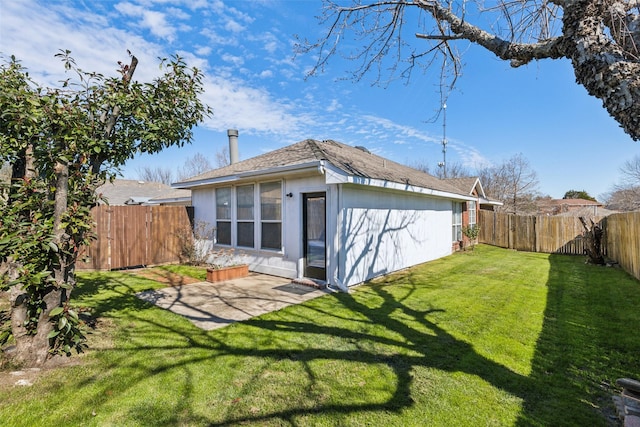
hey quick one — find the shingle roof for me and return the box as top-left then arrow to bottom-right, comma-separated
444,177 -> 482,196
96,179 -> 191,205
543,198 -> 603,206
175,139 -> 466,196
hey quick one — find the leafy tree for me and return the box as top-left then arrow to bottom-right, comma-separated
563,190 -> 597,201
299,0 -> 640,141
0,51 -> 211,366
461,224 -> 480,251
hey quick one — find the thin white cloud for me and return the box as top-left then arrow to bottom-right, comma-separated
326,99 -> 342,112
115,2 -> 177,42
224,18 -> 245,33
1,1 -> 166,86
222,53 -> 244,67
1,0 -> 491,175
195,46 -> 213,56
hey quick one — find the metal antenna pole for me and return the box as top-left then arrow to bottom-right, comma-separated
438,102 -> 448,178
442,102 -> 447,178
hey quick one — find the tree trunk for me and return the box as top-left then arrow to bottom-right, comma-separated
2,258 -> 61,367
579,216 -> 605,265
10,285 -> 65,366
564,1 -> 640,141
6,159 -> 73,367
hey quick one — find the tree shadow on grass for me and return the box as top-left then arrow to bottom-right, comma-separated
68,273 -> 531,425
58,255 -> 640,426
515,254 -> 640,426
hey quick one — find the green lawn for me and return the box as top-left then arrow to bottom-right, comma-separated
1,245 -> 639,426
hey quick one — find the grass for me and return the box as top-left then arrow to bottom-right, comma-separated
1,245 -> 639,426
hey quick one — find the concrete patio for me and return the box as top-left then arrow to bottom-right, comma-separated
136,273 -> 330,330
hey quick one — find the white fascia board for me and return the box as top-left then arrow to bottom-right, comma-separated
172,175 -> 240,189
480,197 -> 504,206
172,161 -> 324,189
146,197 -> 191,205
327,171 -> 475,201
323,162 -> 350,184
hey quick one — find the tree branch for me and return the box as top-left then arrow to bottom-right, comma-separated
93,55 -> 138,174
414,0 -> 567,67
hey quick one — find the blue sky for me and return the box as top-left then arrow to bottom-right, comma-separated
2,0 -> 639,199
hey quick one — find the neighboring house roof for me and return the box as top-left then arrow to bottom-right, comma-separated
542,198 -> 603,207
96,179 -> 191,205
555,206 -> 617,217
174,139 -> 469,198
537,198 -> 606,216
146,189 -> 192,205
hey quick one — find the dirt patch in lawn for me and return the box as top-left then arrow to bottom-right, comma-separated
126,268 -> 201,286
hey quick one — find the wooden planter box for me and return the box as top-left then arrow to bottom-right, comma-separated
206,264 -> 249,283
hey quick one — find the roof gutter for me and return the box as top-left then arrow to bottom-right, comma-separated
325,170 -> 475,201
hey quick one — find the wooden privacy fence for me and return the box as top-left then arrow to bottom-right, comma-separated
478,210 -> 640,281
601,211 -> 640,281
478,210 -> 603,254
77,205 -> 194,270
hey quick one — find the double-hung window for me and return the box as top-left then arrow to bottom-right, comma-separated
236,184 -> 255,248
215,182 -> 282,251
468,200 -> 477,226
216,187 -> 232,245
260,181 -> 282,250
452,202 -> 462,241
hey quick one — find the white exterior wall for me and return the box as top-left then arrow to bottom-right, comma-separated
191,175 -> 456,289
338,184 -> 452,288
190,174 -> 326,279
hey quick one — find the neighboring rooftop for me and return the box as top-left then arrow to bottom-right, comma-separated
444,177 -> 482,196
96,179 -> 191,205
174,139 -> 466,196
537,198 -> 606,216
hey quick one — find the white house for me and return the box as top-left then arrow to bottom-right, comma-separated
173,134 -> 476,291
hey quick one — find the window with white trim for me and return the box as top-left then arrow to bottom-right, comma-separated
260,181 -> 282,250
468,200 -> 477,226
452,202 -> 462,241
213,182 -> 283,251
236,184 -> 255,248
216,187 -> 231,245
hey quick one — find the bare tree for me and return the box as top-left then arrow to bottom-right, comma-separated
408,159 -> 470,178
299,1 -> 640,141
435,161 -> 471,179
137,166 -> 174,185
602,186 -> 640,211
178,152 -> 213,181
620,154 -> 640,186
602,154 -> 640,211
479,153 -> 539,214
215,146 -> 230,168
